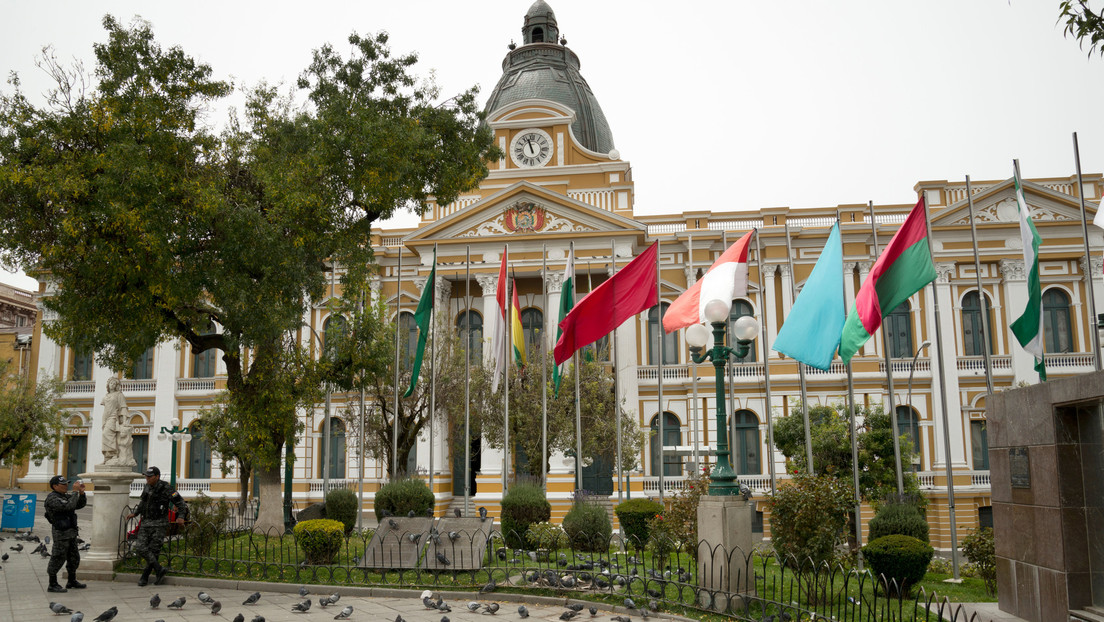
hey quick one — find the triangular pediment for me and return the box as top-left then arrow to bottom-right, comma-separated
932,178 -> 1097,227
404,181 -> 646,244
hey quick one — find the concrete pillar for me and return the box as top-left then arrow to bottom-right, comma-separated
79,466 -> 143,579
761,264 -> 779,357
933,263 -> 967,469
697,496 -> 756,612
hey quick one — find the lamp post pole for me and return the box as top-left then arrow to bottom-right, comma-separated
907,340 -> 931,418
157,418 -> 192,489
686,299 -> 758,496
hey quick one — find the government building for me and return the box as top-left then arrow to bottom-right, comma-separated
18,1 -> 1104,555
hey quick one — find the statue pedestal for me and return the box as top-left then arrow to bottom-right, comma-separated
78,466 -> 142,580
696,495 -> 757,613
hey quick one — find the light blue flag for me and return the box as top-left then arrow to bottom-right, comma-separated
772,223 -> 845,370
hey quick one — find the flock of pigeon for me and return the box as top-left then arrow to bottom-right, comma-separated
46,586 -> 355,621
416,586 -> 651,622
2,531 -> 86,569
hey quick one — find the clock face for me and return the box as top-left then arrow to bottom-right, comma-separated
510,129 -> 553,168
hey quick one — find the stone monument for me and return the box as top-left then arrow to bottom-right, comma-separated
696,493 -> 756,612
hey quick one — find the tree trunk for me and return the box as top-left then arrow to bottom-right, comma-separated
254,463 -> 285,534
238,462 -> 250,508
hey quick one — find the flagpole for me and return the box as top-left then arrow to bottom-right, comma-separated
723,231 -> 738,479
542,244 -> 549,486
656,239 -> 666,501
1073,132 -> 1103,370
429,243 -> 437,503
868,203 -> 904,496
842,212 -> 863,563
1013,159 -> 1047,381
753,230 -> 777,495
503,244 -> 511,496
358,286 -> 366,531
392,246 -> 402,480
965,176 -> 997,394
464,245 -> 471,517
783,220 -> 815,474
923,197 -> 961,581
688,234 -> 700,474
612,239 -> 623,504
576,261 -> 592,492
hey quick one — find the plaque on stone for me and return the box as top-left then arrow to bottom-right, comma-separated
1009,446 -> 1031,489
422,518 -> 495,571
359,517 -> 432,569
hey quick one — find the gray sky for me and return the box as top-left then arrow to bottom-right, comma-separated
3,1 -> 1102,290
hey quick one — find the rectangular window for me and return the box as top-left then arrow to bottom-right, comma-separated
131,347 -> 154,380
71,349 -> 93,381
971,420 -> 989,470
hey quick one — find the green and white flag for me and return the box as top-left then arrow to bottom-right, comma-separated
552,245 -> 574,397
1009,164 -> 1046,381
404,248 -> 436,397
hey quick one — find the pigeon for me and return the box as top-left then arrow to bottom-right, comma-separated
647,600 -> 658,612
150,594 -> 161,609
232,615 -> 245,622
407,510 -> 415,518
484,603 -> 500,615
243,592 -> 261,605
560,612 -> 579,621
292,599 -> 311,613
92,607 -> 118,622
333,606 -> 354,620
566,604 -> 585,612
78,542 -> 90,551
442,617 -> 450,622
478,506 -> 488,521
33,542 -> 48,555
518,606 -> 529,618
380,509 -> 393,518
407,532 -> 422,544
395,616 -> 405,622
623,599 -> 637,610
168,597 -> 187,609
424,596 -> 438,610
448,531 -> 460,542
480,579 -> 497,594
612,617 -> 633,622
9,544 -> 22,552
51,602 -> 74,615
589,608 -> 598,617
1,553 -> 6,561
426,507 -> 434,518
299,586 -> 311,597
211,601 -> 222,614
251,616 -> 266,622
320,593 -> 340,607
467,602 -> 482,613
453,508 -> 461,518
70,614 -> 84,622
198,592 -> 215,605
387,518 -> 399,530
436,552 -> 451,566
645,589 -> 661,599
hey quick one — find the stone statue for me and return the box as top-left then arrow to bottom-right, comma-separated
100,377 -> 136,467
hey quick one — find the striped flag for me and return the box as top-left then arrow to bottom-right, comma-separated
511,280 -> 526,366
403,248 -> 436,397
553,247 -> 574,397
662,230 -> 754,333
491,249 -> 508,393
1009,164 -> 1046,380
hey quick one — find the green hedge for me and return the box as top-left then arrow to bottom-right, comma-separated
325,488 -> 359,534
869,500 -> 929,543
373,478 -> 434,522
293,519 -> 345,565
562,502 -> 611,553
615,498 -> 663,551
862,534 -> 934,597
500,483 -> 551,549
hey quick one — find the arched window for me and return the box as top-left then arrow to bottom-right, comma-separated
1043,289 -> 1073,353
729,409 -> 761,474
131,347 -> 155,380
532,27 -> 544,42
457,310 -> 484,363
728,300 -> 757,362
398,312 -> 418,371
647,303 -> 678,365
649,412 -> 682,477
192,321 -> 219,378
520,308 -> 544,358
71,349 -> 93,381
961,291 -> 995,356
971,420 -> 989,470
323,315 -> 348,359
188,421 -> 212,479
586,334 -> 611,362
323,418 -> 346,479
895,405 -> 922,468
885,301 -> 914,358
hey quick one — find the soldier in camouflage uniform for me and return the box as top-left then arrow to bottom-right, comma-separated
126,466 -> 187,586
44,474 -> 88,593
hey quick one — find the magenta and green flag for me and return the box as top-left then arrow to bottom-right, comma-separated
838,198 -> 937,363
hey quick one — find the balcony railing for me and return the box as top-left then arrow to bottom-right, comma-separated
177,378 -> 217,391
63,380 -> 95,394
640,474 -> 775,495
120,379 -> 157,392
129,478 -> 213,496
916,470 -> 991,489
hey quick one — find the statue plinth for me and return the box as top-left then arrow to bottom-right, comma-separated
78,466 -> 144,579
696,496 -> 757,613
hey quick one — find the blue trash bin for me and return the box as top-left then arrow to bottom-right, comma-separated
1,493 -> 37,531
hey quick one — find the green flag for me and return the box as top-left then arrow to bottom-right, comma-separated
404,248 -> 436,397
1009,164 -> 1046,380
553,246 -> 574,397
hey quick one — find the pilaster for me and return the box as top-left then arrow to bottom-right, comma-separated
761,264 -> 779,357
1000,258 -> 1038,384
932,262 -> 967,469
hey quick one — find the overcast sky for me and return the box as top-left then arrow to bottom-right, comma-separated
3,1 -> 1102,290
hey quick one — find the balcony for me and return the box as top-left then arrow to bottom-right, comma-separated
62,380 -> 95,395
176,377 -> 218,392
640,474 -> 775,496
120,379 -> 157,393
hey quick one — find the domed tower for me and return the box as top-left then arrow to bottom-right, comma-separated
483,0 -> 615,155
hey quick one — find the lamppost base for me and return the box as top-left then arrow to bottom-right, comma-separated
696,495 -> 758,613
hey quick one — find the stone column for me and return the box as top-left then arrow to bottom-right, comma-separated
1001,258 -> 1039,384
78,466 -> 144,579
932,262 -> 967,469
857,261 -> 873,356
1080,256 -> 1104,355
475,274 -> 499,369
761,264 -> 779,357
473,273 -> 503,496
697,496 -> 757,612
778,264 -> 794,323
545,268 -> 565,353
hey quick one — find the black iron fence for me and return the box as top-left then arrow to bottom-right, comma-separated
115,509 -> 981,621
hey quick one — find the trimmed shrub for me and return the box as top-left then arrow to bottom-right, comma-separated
373,478 -> 434,522
869,499 -> 930,543
325,488 -> 359,535
562,501 -> 612,552
862,534 -> 935,597
500,483 -> 551,549
646,512 -> 677,569
961,526 -> 996,596
186,492 -> 231,556
294,519 -> 345,565
615,498 -> 663,551
526,521 -> 569,551
767,473 -> 854,568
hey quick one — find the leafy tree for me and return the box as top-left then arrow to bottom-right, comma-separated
1060,1 -> 1104,57
773,402 -> 922,503
0,358 -> 66,468
0,17 -> 497,531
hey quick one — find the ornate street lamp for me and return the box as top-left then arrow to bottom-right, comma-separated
686,299 -> 759,496
156,418 -> 192,489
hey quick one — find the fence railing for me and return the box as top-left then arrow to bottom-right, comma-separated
115,508 -> 981,622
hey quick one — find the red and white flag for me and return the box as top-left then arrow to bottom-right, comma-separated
662,230 -> 755,333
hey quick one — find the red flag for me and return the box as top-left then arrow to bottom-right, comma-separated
554,242 -> 659,365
